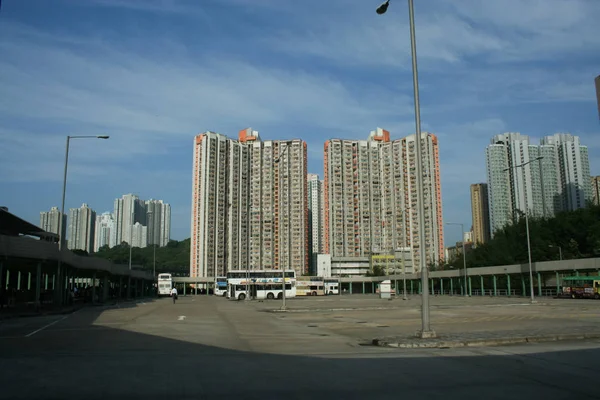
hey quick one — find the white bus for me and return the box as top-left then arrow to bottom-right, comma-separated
324,278 -> 340,295
214,276 -> 227,296
227,270 -> 296,301
157,273 -> 173,297
296,277 -> 325,296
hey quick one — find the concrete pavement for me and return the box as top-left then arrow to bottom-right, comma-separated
1,295 -> 600,399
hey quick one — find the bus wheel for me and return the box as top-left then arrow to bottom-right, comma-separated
312,291 -> 317,296
277,293 -> 283,299
328,291 -> 333,296
238,293 -> 246,301
267,292 -> 275,300
594,293 -> 600,300
222,292 -> 227,297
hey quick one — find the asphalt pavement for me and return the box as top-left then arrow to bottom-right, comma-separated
1,295 -> 599,399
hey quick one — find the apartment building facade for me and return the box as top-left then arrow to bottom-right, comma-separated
40,206 -> 66,237
470,183 -> 490,246
67,203 -> 96,253
190,129 -> 308,279
323,128 -> 444,272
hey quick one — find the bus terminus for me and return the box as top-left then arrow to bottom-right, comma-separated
226,270 -> 296,301
157,273 -> 173,297
214,277 -> 227,297
560,276 -> 600,299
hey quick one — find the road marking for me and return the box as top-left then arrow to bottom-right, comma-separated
178,316 -> 186,321
25,315 -> 69,337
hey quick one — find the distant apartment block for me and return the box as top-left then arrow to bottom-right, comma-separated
323,128 -> 444,272
595,75 -> 600,120
591,176 -> 600,206
470,183 -> 490,245
131,222 -> 148,248
67,203 -> 96,253
307,173 -> 325,273
94,212 -> 116,251
40,206 -> 66,237
190,129 -> 308,279
486,132 -> 592,237
145,199 -> 171,247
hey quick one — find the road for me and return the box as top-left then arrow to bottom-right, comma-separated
1,296 -> 599,399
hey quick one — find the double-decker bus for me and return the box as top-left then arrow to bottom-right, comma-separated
214,276 -> 227,297
560,276 -> 600,299
296,277 -> 325,296
157,273 -> 173,297
226,270 -> 296,301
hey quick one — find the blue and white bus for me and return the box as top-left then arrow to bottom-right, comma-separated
214,277 -> 227,296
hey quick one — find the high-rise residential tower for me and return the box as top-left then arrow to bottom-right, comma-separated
67,203 -> 96,253
307,173 -> 325,273
40,206 -> 66,237
324,128 -> 444,271
145,199 -> 171,247
114,194 -> 146,246
94,212 -> 116,251
485,132 -> 591,237
470,183 -> 490,246
190,129 -> 308,278
591,176 -> 600,206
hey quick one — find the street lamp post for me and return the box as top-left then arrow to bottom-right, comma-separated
446,222 -> 468,296
549,245 -> 563,261
274,141 -> 297,311
57,135 -> 109,306
400,207 -> 411,300
376,0 -> 435,338
504,156 -> 542,304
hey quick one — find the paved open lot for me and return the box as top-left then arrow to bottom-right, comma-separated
1,295 -> 599,399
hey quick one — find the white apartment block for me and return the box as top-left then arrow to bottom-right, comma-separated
40,206 -> 66,237
131,222 -> 148,248
486,132 -> 592,237
145,199 -> 171,247
307,173 -> 325,254
324,128 -> 444,272
114,194 -> 146,246
94,212 -> 116,251
67,203 -> 96,253
190,129 -> 308,279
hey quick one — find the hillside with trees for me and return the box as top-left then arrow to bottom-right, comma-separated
94,239 -> 190,276
444,204 -> 600,270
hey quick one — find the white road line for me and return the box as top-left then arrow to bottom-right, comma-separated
25,315 -> 69,338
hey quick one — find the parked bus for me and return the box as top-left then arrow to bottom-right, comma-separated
157,273 -> 173,297
324,278 -> 340,295
296,277 -> 325,296
227,270 -> 296,301
214,276 -> 227,297
560,276 -> 600,299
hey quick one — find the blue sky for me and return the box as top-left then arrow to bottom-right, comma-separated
1,0 -> 599,246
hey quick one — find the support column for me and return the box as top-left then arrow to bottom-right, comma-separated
521,275 -> 526,297
35,263 -> 42,308
127,276 -> 131,299
493,275 -> 497,296
507,274 -> 511,296
410,280 -> 414,294
480,276 -> 484,296
371,282 -> 374,293
537,272 -> 542,297
556,271 -> 560,296
103,276 -> 109,303
195,283 -> 198,296
418,280 -> 422,294
362,282 -> 365,294
349,282 -> 352,294
468,276 -> 472,296
92,272 -> 97,304
450,277 -> 453,295
183,283 -> 186,296
440,278 -> 444,295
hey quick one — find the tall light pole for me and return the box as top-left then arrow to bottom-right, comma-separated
274,140 -> 298,311
504,156 -> 542,304
376,0 -> 434,338
549,244 -> 562,261
400,207 -> 411,300
446,222 -> 468,296
57,135 -> 109,306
